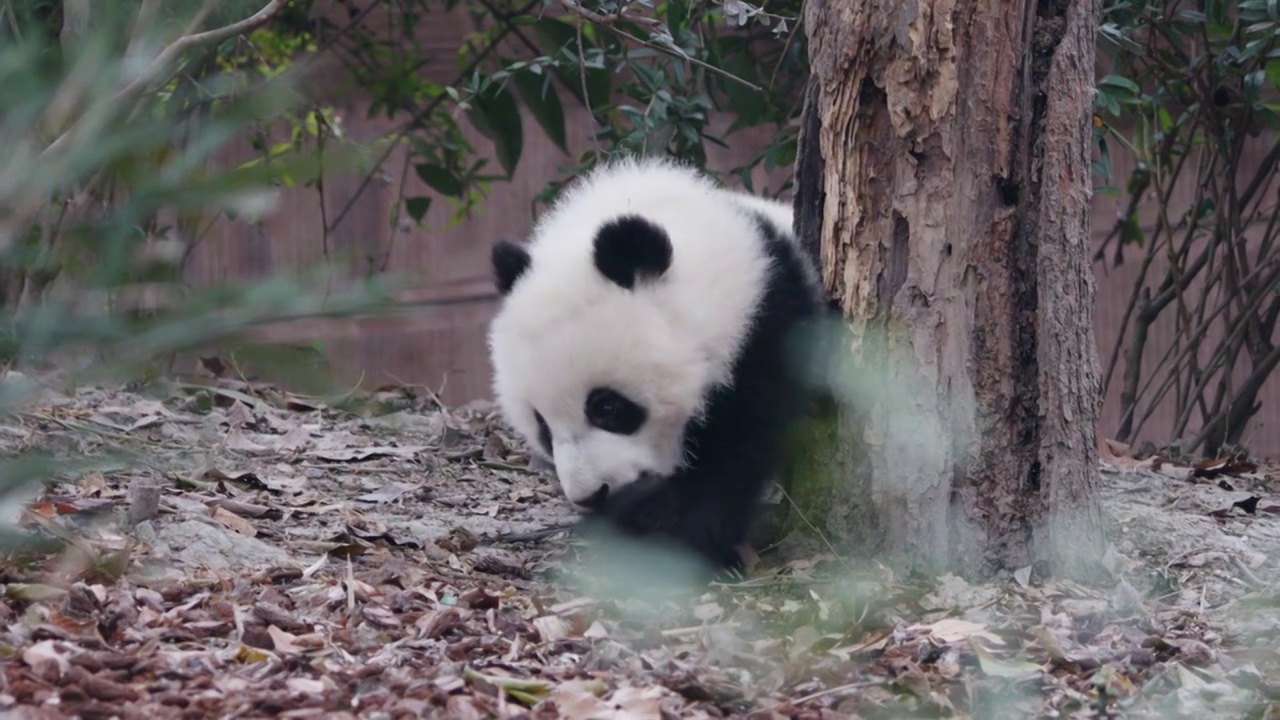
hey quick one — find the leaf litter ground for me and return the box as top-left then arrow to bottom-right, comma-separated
0,371 -> 1278,719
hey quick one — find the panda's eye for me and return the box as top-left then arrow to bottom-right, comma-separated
585,388 -> 646,435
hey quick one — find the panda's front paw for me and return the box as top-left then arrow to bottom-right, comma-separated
600,473 -> 677,535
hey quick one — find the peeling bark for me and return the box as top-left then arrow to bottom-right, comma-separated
795,0 -> 1105,579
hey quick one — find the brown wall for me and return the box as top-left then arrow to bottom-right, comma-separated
183,15 -> 1279,460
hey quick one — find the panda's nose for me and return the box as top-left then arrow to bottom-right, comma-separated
576,484 -> 609,511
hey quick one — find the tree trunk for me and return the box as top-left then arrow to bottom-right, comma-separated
794,0 -> 1106,579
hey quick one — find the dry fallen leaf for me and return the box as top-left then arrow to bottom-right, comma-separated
210,505 -> 258,537
543,679 -> 610,718
533,615 -> 572,642
967,637 -> 1042,678
21,640 -> 76,680
1192,457 -> 1259,479
1098,437 -> 1157,472
608,684 -> 670,720
267,625 -> 324,654
285,677 -> 327,696
910,618 -> 1004,645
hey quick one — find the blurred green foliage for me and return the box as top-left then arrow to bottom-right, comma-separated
0,1 -> 397,511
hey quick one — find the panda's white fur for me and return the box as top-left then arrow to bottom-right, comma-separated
723,190 -> 824,304
490,158 -> 773,501
486,155 -> 825,572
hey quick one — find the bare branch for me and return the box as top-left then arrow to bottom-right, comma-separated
40,0 -> 288,163
1188,343 -> 1280,453
556,0 -> 762,91
558,0 -> 661,27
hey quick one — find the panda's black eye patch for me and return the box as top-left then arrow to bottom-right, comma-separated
585,388 -> 646,435
533,410 -> 553,456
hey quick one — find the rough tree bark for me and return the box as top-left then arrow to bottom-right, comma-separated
793,0 -> 1106,579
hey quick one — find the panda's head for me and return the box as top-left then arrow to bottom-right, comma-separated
486,158 -> 769,508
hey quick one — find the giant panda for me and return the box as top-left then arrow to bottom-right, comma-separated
486,155 -> 830,575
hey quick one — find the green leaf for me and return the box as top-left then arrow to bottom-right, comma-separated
1245,69 -> 1267,103
1134,112 -> 1152,163
1119,212 -> 1144,247
1267,59 -> 1280,90
405,196 -> 432,223
1095,89 -> 1121,116
414,164 -> 465,198
1098,74 -> 1141,99
666,0 -> 690,32
466,82 -> 524,178
1193,197 -> 1216,220
512,69 -> 568,154
532,18 -> 611,112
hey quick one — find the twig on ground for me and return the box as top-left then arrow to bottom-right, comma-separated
482,523 -> 578,544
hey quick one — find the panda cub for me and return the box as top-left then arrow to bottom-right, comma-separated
487,156 -> 826,574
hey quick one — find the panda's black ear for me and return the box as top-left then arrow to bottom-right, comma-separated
492,240 -> 531,296
592,215 -> 672,290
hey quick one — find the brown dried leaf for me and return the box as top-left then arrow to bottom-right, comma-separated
966,637 -> 1041,678
533,615 -> 572,642
73,666 -> 141,702
1192,457 -> 1259,479
224,426 -> 272,454
21,640 -> 76,680
361,604 -> 402,629
417,607 -> 468,638
274,424 -> 315,452
266,625 -> 322,654
445,695 -> 488,720
913,618 -> 1004,645
210,505 -> 257,537
207,497 -> 281,519
284,677 -> 327,696
1098,437 -> 1157,472
226,400 -> 256,427
609,684 -> 673,719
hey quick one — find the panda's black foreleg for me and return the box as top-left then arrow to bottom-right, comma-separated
598,469 -> 771,576
590,473 -> 749,576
